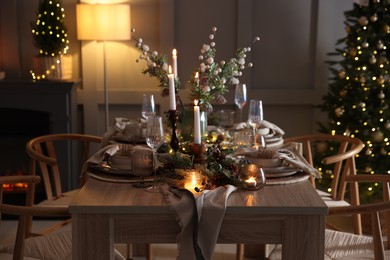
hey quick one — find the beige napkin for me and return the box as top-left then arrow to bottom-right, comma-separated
160,184 -> 238,260
233,143 -> 321,179
233,119 -> 285,136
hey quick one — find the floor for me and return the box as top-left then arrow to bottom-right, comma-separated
0,219 -> 243,259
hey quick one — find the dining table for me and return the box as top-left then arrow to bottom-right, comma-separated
69,174 -> 328,260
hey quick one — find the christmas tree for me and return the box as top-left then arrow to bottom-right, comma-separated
31,0 -> 69,56
319,0 -> 390,199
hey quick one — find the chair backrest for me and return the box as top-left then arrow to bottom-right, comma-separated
284,134 -> 364,201
0,176 -> 69,260
25,133 -> 102,201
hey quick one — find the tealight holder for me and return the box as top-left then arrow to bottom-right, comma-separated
239,164 -> 266,190
183,169 -> 204,194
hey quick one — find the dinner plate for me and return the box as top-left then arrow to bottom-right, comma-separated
263,166 -> 299,178
88,170 -> 154,183
90,164 -> 134,176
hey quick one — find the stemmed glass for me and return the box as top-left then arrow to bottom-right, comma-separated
248,100 -> 266,150
234,83 -> 247,123
145,116 -> 164,193
141,94 -> 155,119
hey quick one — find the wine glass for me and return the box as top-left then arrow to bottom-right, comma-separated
145,116 -> 164,193
234,83 -> 247,123
248,100 -> 266,150
141,94 -> 155,120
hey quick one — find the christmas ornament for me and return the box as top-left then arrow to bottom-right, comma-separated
384,24 -> 390,33
365,148 -> 372,156
380,148 -> 387,155
339,89 -> 347,97
385,121 -> 390,129
377,76 -> 385,85
358,16 -> 369,26
376,40 -> 384,49
362,41 -> 369,48
364,166 -> 372,173
338,70 -> 346,79
315,142 -> 328,153
370,14 -> 378,22
373,0 -> 380,3
372,130 -> 384,142
378,91 -> 385,99
359,102 -> 366,108
335,107 -> 345,117
359,76 -> 366,83
349,48 -> 357,56
369,55 -> 377,64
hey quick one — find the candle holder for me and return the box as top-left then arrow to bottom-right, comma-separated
168,110 -> 180,152
239,164 -> 266,190
188,142 -> 207,164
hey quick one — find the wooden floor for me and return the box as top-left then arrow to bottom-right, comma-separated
0,219 -> 242,259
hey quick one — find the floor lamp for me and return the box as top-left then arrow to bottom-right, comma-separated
76,4 -> 131,131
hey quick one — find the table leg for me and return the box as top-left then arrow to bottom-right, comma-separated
72,214 -> 114,260
283,215 -> 325,260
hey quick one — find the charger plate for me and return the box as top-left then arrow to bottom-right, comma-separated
87,169 -> 154,183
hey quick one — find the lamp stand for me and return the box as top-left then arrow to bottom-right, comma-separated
103,41 -> 109,131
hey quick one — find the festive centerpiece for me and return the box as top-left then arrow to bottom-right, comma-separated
133,27 -> 261,192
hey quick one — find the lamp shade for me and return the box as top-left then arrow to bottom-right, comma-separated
76,4 -> 131,41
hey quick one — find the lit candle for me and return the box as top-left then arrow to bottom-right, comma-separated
184,170 -> 201,194
194,99 -> 201,144
245,176 -> 257,189
172,49 -> 178,78
168,65 -> 176,110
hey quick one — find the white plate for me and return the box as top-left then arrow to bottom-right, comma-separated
263,166 -> 299,178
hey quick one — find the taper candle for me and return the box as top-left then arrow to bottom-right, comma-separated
194,99 -> 201,144
172,49 -> 178,78
168,65 -> 176,110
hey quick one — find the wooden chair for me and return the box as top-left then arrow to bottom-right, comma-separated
0,175 -> 126,260
269,174 -> 390,260
284,134 -> 364,234
25,133 -> 102,206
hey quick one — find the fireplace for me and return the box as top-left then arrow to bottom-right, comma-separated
0,80 -> 78,218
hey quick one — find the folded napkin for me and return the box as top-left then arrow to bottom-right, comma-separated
233,142 -> 321,179
233,119 -> 285,136
160,184 -> 238,260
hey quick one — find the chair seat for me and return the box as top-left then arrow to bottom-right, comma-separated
317,189 -> 351,207
37,189 -> 79,207
0,228 -> 126,260
268,229 -> 375,260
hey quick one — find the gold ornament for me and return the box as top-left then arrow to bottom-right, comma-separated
362,41 -> 369,48
377,76 -> 385,85
335,107 -> 345,117
359,102 -> 366,108
345,25 -> 350,33
370,14 -> 378,22
359,76 -> 366,83
377,40 -> 384,49
339,89 -> 347,97
385,121 -> 390,129
384,24 -> 390,33
338,70 -> 346,79
315,142 -> 328,153
373,0 -> 380,3
349,48 -> 357,56
364,166 -> 372,173
369,55 -> 377,64
372,130 -> 384,142
358,16 -> 369,26
380,148 -> 387,155
378,91 -> 385,99
365,148 -> 372,156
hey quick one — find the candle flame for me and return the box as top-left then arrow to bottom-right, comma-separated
172,49 -> 177,56
194,99 -> 198,106
245,176 -> 257,183
195,72 -> 199,79
168,65 -> 172,74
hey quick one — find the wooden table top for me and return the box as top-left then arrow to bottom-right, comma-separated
69,178 -> 328,216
